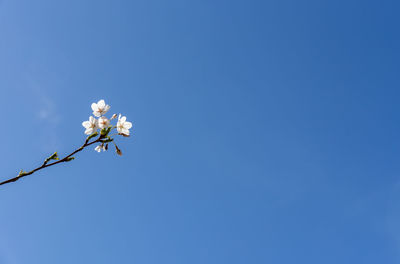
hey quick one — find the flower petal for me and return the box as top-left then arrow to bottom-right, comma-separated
93,111 -> 101,117
97,100 -> 105,108
91,103 -> 99,112
123,122 -> 132,129
85,128 -> 93,135
82,121 -> 90,128
122,129 -> 130,135
120,116 -> 126,123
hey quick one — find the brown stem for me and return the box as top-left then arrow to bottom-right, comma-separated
0,136 -> 102,187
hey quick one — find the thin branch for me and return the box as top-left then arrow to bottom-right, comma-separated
0,136 -> 102,187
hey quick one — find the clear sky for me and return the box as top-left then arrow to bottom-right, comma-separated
0,0 -> 400,263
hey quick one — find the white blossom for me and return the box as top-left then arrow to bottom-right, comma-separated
91,99 -> 110,117
98,116 -> 110,129
82,116 -> 98,135
94,144 -> 106,152
117,114 -> 132,135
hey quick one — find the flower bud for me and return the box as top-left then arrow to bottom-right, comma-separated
115,145 -> 122,156
18,170 -> 27,177
44,152 -> 59,164
49,152 -> 59,160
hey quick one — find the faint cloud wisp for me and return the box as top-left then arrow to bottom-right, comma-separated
28,82 -> 62,152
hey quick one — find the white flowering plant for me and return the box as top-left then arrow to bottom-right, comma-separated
0,99 -> 132,186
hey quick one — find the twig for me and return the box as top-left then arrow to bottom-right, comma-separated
0,136 -> 102,186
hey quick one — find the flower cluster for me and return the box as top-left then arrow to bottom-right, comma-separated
82,99 -> 132,154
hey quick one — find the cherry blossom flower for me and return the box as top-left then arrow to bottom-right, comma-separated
82,116 -> 98,135
98,116 -> 110,129
91,99 -> 110,117
117,114 -> 132,136
94,144 -> 106,152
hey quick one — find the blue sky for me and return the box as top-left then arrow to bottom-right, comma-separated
0,0 -> 400,263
